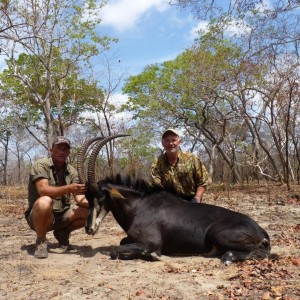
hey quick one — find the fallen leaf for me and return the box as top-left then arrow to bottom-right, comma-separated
261,291 -> 270,299
135,290 -> 145,296
271,286 -> 285,296
291,258 -> 300,266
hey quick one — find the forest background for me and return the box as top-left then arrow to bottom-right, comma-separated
1,0 -> 300,190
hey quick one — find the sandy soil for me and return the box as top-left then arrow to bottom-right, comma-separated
0,184 -> 299,300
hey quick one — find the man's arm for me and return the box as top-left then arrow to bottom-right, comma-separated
74,194 -> 89,208
193,186 -> 207,203
150,160 -> 163,187
35,178 -> 87,198
193,156 -> 210,203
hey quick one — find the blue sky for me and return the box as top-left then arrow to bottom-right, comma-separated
77,0 -> 206,127
97,0 -> 201,79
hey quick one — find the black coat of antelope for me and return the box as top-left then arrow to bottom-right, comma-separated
77,135 -> 271,265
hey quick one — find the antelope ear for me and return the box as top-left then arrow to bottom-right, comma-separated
109,188 -> 125,199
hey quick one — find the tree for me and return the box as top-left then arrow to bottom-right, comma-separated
122,24 -> 300,186
0,126 -> 10,185
0,52 -> 102,149
118,121 -> 158,180
122,36 -> 259,182
121,2 -> 300,187
0,89 -> 37,185
171,1 -> 300,59
0,0 -> 114,149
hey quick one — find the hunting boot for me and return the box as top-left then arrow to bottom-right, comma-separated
53,228 -> 74,251
34,237 -> 48,259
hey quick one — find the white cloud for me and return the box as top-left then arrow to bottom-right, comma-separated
99,0 -> 169,32
81,92 -> 132,125
105,93 -> 133,124
188,21 -> 210,40
255,0 -> 273,13
225,20 -> 251,36
111,93 -> 128,108
188,19 -> 251,41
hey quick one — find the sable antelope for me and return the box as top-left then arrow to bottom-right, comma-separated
77,135 -> 271,265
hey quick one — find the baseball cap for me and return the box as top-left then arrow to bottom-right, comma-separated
52,136 -> 71,148
162,128 -> 180,139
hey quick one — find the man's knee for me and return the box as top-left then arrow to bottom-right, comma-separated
31,197 -> 54,226
73,206 -> 88,219
33,196 -> 53,210
66,206 -> 88,230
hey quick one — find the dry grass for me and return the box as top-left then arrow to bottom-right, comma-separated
0,182 -> 299,299
0,185 -> 27,199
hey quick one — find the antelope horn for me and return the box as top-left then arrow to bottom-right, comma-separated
77,137 -> 105,183
87,134 -> 130,185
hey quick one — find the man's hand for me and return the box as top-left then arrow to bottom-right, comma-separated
69,183 -> 87,195
192,197 -> 201,204
36,179 -> 87,198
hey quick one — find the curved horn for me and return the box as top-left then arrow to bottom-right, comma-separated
87,134 -> 130,184
77,137 -> 105,183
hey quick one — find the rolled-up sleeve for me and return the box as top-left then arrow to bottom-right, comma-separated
30,161 -> 50,183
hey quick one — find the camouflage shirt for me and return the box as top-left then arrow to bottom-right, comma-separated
26,157 -> 79,214
151,151 -> 210,199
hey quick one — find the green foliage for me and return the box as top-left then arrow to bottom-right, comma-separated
122,33 -> 256,127
0,0 -> 114,145
116,121 -> 158,178
0,52 -> 103,131
121,27 -> 272,184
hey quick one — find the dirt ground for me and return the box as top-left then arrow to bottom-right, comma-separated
0,184 -> 299,300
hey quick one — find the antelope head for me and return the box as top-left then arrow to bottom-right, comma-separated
77,134 -> 129,235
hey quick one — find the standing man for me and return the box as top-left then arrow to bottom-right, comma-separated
25,136 -> 88,259
151,129 -> 210,203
